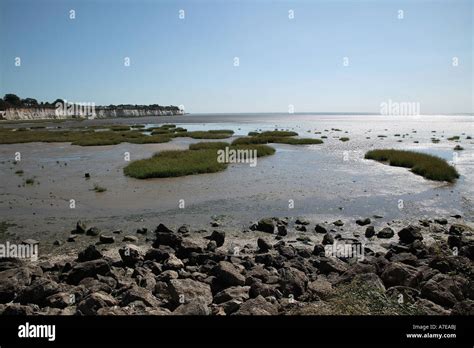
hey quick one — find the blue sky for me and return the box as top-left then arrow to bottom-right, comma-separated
0,0 -> 472,113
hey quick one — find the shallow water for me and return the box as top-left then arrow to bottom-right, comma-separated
0,113 -> 472,252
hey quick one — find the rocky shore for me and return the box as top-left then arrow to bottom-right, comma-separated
0,217 -> 472,316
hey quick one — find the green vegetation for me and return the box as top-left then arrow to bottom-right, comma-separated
15,170 -> 24,175
365,149 -> 459,182
109,125 -> 131,131
232,130 -> 322,146
447,136 -> 460,141
175,130 -> 234,139
339,137 -> 350,142
124,143 -> 276,179
25,178 -> 35,185
431,138 -> 440,143
454,145 -> 464,151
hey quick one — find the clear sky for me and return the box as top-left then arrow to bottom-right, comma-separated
0,0 -> 472,114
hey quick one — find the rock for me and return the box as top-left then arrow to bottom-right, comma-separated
67,235 -> 77,242
121,285 -> 160,307
232,295 -> 278,315
322,233 -> 334,245
207,230 -> 225,247
77,291 -> 118,315
155,223 -> 173,233
86,227 -> 100,236
84,173 -> 90,178
1,303 -> 36,315
295,225 -> 307,232
415,298 -> 451,315
333,220 -> 344,227
173,301 -> 210,315
119,244 -> 143,267
278,267 -> 308,298
352,273 -> 386,292
249,281 -> 280,298
66,259 -> 110,285
398,225 -> 423,244
45,292 -> 73,309
420,274 -> 467,308
75,221 -> 87,234
178,239 -> 203,258
356,218 -> 371,226
21,239 -> 39,246
434,218 -> 448,225
277,225 -> 288,236
213,261 -> 246,287
136,227 -> 148,235
377,227 -> 394,239
451,300 -> 474,315
295,218 -> 310,225
213,286 -> 250,304
380,262 -> 422,288
144,247 -> 171,262
17,278 -> 60,305
206,240 -> 217,252
99,234 -> 114,244
318,257 -> 348,275
163,254 -> 184,271
177,225 -> 190,234
112,230 -> 122,234
365,226 -> 375,238
449,224 -> 469,236
314,224 -> 327,234
256,218 -> 275,233
312,244 -> 325,256
307,278 -> 334,300
123,235 -> 138,242
168,278 -> 213,306
53,240 -> 61,246
77,245 -> 102,262
153,232 -> 182,249
257,238 -> 272,252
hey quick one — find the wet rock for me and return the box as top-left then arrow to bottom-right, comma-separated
67,235 -> 78,242
155,223 -> 174,233
99,234 -> 114,244
380,262 -> 422,288
295,225 -> 307,232
206,230 -> 225,247
434,218 -> 448,225
277,225 -> 288,236
119,244 -> 143,267
377,227 -> 394,239
136,227 -> 148,235
312,244 -> 325,256
232,295 -> 278,315
86,227 -> 100,237
398,225 -> 422,244
177,225 -> 190,234
365,226 -> 375,238
77,245 -> 103,262
168,278 -> 213,306
213,261 -> 246,287
257,238 -> 272,252
356,218 -> 371,226
75,221 -> 87,234
206,240 -> 217,252
66,259 -> 111,285
255,218 -> 275,233
449,224 -> 469,236
315,224 -> 327,234
322,233 -> 334,245
295,218 -> 310,225
77,291 -> 118,315
333,220 -> 344,227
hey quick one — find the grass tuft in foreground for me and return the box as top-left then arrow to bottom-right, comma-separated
365,149 -> 459,182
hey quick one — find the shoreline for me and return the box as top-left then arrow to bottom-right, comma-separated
0,216 -> 472,315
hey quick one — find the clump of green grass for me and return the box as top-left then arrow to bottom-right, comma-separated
365,149 -> 459,182
256,130 -> 298,137
93,183 -> 107,192
248,131 -> 259,136
175,131 -> 233,139
431,138 -> 440,143
377,135 -> 387,138
109,125 -> 131,131
130,124 -> 145,128
189,142 -> 230,150
454,145 -> 464,151
25,178 -> 35,185
274,137 -> 323,145
339,137 -> 350,142
447,136 -> 460,141
15,170 -> 24,175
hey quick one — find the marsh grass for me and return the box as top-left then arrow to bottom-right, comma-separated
454,145 -> 464,151
365,149 -> 459,182
109,125 -> 131,131
339,137 -> 350,142
448,136 -> 460,141
232,135 -> 322,145
124,143 -> 275,179
25,178 -> 35,185
15,170 -> 24,175
174,130 -> 234,139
